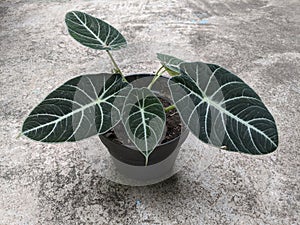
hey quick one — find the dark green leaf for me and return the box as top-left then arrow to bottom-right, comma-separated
65,11 -> 127,50
157,53 -> 184,76
122,88 -> 166,165
168,62 -> 278,154
22,74 -> 132,142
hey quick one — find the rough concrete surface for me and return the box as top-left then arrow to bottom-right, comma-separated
0,0 -> 299,224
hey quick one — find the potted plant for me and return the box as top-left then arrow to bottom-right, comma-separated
19,11 -> 279,182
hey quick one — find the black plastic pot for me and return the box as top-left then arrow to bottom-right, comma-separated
99,74 -> 189,181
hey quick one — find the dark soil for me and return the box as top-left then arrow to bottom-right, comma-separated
160,97 -> 182,143
105,97 -> 182,145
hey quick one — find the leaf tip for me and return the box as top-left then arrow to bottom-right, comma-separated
144,156 -> 149,166
16,132 -> 23,139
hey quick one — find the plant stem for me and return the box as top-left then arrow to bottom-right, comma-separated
106,50 -> 127,82
164,104 -> 176,112
147,66 -> 165,89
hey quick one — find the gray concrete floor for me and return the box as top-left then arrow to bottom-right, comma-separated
1,0 -> 299,224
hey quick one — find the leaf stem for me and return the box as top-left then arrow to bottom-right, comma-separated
147,66 -> 165,89
106,50 -> 127,82
164,104 -> 176,112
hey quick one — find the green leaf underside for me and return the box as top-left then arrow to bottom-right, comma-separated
168,62 -> 278,154
122,88 -> 166,164
65,11 -> 127,50
22,74 -> 131,142
157,53 -> 184,76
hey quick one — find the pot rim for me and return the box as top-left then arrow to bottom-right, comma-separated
101,125 -> 188,149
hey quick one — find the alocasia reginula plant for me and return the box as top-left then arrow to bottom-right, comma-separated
20,11 -> 278,165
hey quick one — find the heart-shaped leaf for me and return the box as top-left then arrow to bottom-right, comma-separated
22,74 -> 132,142
157,53 -> 184,76
122,88 -> 166,165
168,62 -> 278,154
65,11 -> 127,50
